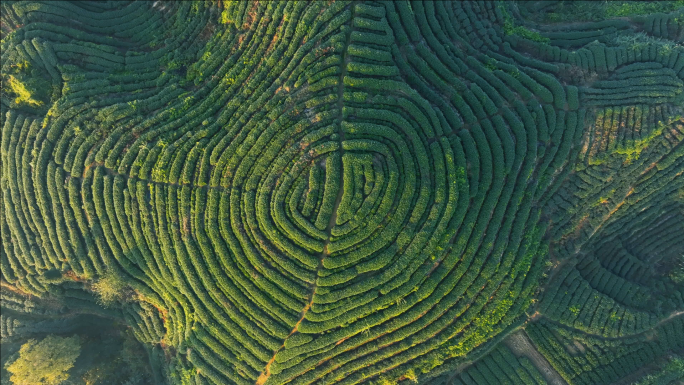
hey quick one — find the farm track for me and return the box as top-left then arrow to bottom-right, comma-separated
538,311 -> 684,342
505,330 -> 568,385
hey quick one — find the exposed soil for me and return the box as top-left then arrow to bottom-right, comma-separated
505,330 -> 568,385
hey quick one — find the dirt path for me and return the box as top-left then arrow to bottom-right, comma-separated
255,3 -> 357,383
505,331 -> 568,385
255,299 -> 313,385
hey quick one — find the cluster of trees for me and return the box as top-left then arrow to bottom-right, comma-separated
5,334 -> 81,385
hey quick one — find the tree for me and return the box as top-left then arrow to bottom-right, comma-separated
91,272 -> 132,307
6,335 -> 81,385
670,254 -> 684,284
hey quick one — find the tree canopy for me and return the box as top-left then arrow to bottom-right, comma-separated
6,335 -> 81,385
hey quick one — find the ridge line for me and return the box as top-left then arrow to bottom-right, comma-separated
255,2 -> 357,383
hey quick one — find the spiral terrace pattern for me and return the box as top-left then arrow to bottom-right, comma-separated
1,1 -> 683,384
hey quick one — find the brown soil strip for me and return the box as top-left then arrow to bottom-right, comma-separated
255,3 -> 356,383
505,331 -> 568,385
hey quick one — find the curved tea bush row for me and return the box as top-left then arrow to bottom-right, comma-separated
636,8 -> 684,41
544,104 -> 683,261
526,316 -> 684,385
540,154 -> 684,340
581,63 -> 684,106
538,19 -> 631,49
0,312 -> 103,342
538,262 -> 659,338
430,344 -> 546,385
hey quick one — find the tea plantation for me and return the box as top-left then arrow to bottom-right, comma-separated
1,1 -> 683,384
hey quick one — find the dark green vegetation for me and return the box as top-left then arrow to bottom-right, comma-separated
1,313 -> 155,385
5,334 -> 80,385
1,1 -> 683,384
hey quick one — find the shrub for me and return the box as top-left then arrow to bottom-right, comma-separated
611,32 -> 682,56
6,75 -> 44,107
91,272 -> 133,307
499,4 -> 550,43
670,254 -> 684,284
605,1 -> 684,18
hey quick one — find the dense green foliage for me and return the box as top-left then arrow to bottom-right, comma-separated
430,344 -> 547,385
91,271 -> 133,307
527,317 -> 684,385
1,1 -> 682,384
6,334 -> 81,385
633,354 -> 684,385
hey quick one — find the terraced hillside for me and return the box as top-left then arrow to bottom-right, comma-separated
1,1 -> 683,384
